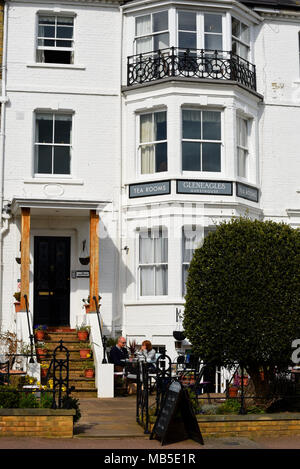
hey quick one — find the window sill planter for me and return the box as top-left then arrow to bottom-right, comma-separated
173,331 -> 186,341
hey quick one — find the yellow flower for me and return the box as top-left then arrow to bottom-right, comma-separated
86,354 -> 91,358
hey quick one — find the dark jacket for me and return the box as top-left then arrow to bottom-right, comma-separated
109,345 -> 129,367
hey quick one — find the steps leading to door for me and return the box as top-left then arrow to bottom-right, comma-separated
36,327 -> 98,398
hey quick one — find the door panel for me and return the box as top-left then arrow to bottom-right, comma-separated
34,236 -> 70,327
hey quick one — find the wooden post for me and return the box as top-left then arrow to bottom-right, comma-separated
89,209 -> 99,313
20,208 -> 30,312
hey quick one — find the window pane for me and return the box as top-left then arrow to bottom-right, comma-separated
182,110 -> 201,139
136,15 -> 151,36
182,264 -> 189,296
203,111 -> 221,140
140,114 -> 153,143
239,43 -> 249,60
179,32 -> 196,49
204,14 -> 222,34
57,26 -> 73,39
241,23 -> 250,44
39,16 -> 55,25
141,145 -> 155,174
238,148 -> 247,178
179,11 -> 196,31
154,112 -> 166,140
36,145 -> 52,173
238,118 -> 247,147
153,11 -> 168,32
139,234 -> 153,263
155,143 -> 167,172
182,142 -> 200,171
154,32 -> 169,50
155,266 -> 168,295
202,143 -> 221,171
53,146 -> 70,174
54,116 -> 72,144
136,37 -> 152,54
38,25 -> 55,38
55,39 -> 73,48
140,266 -> 154,296
232,17 -> 240,38
154,235 -> 168,263
36,115 -> 53,143
57,17 -> 73,26
204,34 -> 223,51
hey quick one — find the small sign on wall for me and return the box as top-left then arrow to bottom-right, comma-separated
236,182 -> 259,203
76,270 -> 90,278
129,180 -> 171,198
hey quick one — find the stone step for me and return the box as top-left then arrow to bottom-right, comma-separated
71,389 -> 98,398
43,333 -> 80,342
69,379 -> 96,389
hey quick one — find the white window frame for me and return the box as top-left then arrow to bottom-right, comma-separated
236,115 -> 249,180
231,17 -> 250,61
134,10 -> 169,55
137,109 -> 168,177
177,10 -> 226,51
137,228 -> 168,298
36,13 -> 75,64
34,111 -> 73,177
181,108 -> 223,175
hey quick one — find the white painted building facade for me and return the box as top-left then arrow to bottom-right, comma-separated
0,0 -> 299,380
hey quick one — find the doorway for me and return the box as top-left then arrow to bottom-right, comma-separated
34,236 -> 71,327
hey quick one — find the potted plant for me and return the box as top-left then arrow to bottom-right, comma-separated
83,363 -> 95,378
82,297 -> 90,313
228,384 -> 238,398
173,330 -> 186,341
79,240 -> 90,265
35,342 -> 49,359
128,339 -> 137,359
13,292 -> 21,312
34,325 -> 47,341
79,342 -> 92,359
76,324 -> 90,341
40,362 -> 49,378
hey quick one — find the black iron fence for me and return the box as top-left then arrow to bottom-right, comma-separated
0,341 -> 73,409
127,47 -> 257,91
132,355 -> 300,434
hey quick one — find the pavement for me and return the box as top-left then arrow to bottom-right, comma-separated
1,397 -> 300,452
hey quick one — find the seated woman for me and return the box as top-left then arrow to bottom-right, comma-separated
137,340 -> 156,369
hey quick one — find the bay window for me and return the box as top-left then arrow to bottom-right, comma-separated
135,11 -> 169,54
139,111 -> 167,174
178,11 -> 223,51
139,229 -> 168,296
35,113 -> 72,175
182,109 -> 221,172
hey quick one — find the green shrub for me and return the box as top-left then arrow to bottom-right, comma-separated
216,399 -> 241,414
39,391 -> 53,408
19,392 -> 39,408
61,395 -> 81,423
201,404 -> 219,415
0,386 -> 20,408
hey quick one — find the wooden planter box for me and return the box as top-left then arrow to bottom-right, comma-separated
0,409 -> 76,438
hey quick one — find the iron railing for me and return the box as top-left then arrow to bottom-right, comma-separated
133,356 -> 300,434
127,47 -> 257,91
93,295 -> 108,364
24,294 -> 35,363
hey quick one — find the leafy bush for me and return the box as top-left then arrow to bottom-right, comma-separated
0,386 -> 20,408
61,395 -> 81,423
19,392 -> 39,408
216,399 -> 241,414
40,391 -> 53,408
201,404 -> 219,415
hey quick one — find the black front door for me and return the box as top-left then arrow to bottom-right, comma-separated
34,236 -> 70,327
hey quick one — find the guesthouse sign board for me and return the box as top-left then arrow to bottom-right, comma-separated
177,180 -> 233,196
129,180 -> 171,198
236,182 -> 259,202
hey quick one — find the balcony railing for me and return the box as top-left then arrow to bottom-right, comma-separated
127,47 -> 257,91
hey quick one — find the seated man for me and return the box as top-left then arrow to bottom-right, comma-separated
109,336 -> 129,370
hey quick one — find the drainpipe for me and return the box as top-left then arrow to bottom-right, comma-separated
0,1 -> 9,324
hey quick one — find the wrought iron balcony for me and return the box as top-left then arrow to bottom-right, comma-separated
127,47 -> 257,92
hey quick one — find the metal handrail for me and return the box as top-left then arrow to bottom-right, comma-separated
93,295 -> 107,364
23,294 -> 35,363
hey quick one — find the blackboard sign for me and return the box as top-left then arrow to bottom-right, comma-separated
150,380 -> 204,446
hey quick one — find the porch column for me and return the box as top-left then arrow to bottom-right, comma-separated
20,207 -> 31,312
89,209 -> 99,313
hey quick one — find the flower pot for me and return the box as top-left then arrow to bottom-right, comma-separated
173,331 -> 186,341
35,330 -> 45,341
83,304 -> 91,313
80,349 -> 91,359
14,302 -> 21,313
41,368 -> 48,378
36,349 -> 47,359
229,387 -> 238,398
79,257 -> 90,265
84,369 -> 94,378
77,331 -> 89,341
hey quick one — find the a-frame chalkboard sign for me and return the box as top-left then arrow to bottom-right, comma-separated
150,380 -> 204,446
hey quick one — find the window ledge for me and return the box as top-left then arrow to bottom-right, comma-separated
27,63 -> 86,70
24,178 -> 84,185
